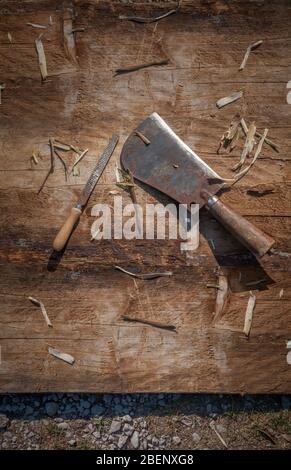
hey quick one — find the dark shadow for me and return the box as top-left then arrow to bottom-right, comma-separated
47,219 -> 81,272
0,393 -> 289,421
135,180 -> 274,293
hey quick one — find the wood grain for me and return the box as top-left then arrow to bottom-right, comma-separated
0,0 -> 290,392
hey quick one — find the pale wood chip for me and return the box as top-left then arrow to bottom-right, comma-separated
90,227 -> 100,242
35,37 -> 48,80
279,289 -> 284,299
48,347 -> 75,365
115,265 -> 172,280
71,148 -> 88,172
7,32 -> 12,43
31,152 -> 39,165
54,141 -> 71,151
239,40 -> 263,71
108,190 -> 120,195
213,271 -> 229,322
28,296 -> 52,327
241,118 -> 279,152
209,421 -> 228,448
216,91 -> 243,109
243,292 -> 256,337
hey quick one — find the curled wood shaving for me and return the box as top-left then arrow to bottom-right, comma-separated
48,347 -> 75,365
241,118 -> 279,152
229,126 -> 242,153
35,37 -> 48,81
7,32 -> 12,43
225,129 -> 268,187
213,271 -> 229,322
239,40 -> 263,71
135,131 -> 151,145
122,315 -> 176,332
115,265 -> 172,280
71,148 -> 88,171
243,292 -> 256,337
232,122 -> 256,171
216,91 -> 243,109
115,59 -> 169,76
119,8 -> 178,24
28,296 -> 52,327
209,421 -> 228,448
27,22 -> 47,29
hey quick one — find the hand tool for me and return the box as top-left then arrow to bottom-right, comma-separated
53,134 -> 119,251
120,113 -> 274,257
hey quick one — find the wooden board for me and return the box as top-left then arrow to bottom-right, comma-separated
0,0 -> 291,393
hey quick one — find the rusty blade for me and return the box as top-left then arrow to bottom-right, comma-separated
120,113 -> 223,207
77,134 -> 119,208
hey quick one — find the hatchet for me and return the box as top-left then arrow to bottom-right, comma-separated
120,113 -> 275,257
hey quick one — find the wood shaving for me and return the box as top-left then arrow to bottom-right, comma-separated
217,115 -> 240,154
49,16 -> 53,25
216,91 -> 243,109
239,40 -> 263,71
71,148 -> 88,171
245,279 -> 266,287
38,138 -> 55,193
247,183 -> 275,196
28,296 -> 52,327
207,283 -> 222,290
27,22 -> 47,29
108,190 -> 120,195
115,265 -> 172,280
54,141 -> 71,151
243,292 -> 256,337
71,27 -> 85,33
63,8 -> 77,63
72,166 -> 80,177
54,148 -> 68,181
116,167 -> 134,187
279,289 -> 284,299
270,248 -> 291,258
122,315 -> 176,332
232,122 -> 256,171
119,8 -> 178,23
257,428 -> 276,445
31,152 -> 39,165
70,144 -> 82,154
213,271 -> 229,322
114,59 -> 169,76
35,37 -> 48,81
209,421 -> 228,448
227,128 -> 268,187
241,118 -> 279,152
48,347 -> 75,365
135,131 -> 151,145
173,164 -> 179,169
90,227 -> 100,241
7,32 -> 12,43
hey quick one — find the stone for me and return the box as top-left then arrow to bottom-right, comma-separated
57,422 -> 69,430
45,402 -> 58,417
109,420 -> 121,434
122,415 -> 132,423
80,400 -> 91,409
117,435 -> 128,449
192,432 -> 201,443
131,431 -> 139,449
0,414 -> 9,431
92,430 -> 101,439
172,436 -> 181,445
68,439 -> 76,446
181,416 -> 192,426
216,424 -> 226,434
91,404 -> 104,416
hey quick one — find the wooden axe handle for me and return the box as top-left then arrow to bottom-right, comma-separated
203,192 -> 275,257
53,207 -> 82,252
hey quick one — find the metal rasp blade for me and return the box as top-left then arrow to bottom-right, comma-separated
120,113 -> 223,207
77,133 -> 119,209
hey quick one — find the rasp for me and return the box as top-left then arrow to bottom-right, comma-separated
53,133 -> 119,251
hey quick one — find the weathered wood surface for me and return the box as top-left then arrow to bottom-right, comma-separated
0,0 -> 291,392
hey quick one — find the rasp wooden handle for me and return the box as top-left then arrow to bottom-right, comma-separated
203,192 -> 275,257
53,207 -> 82,252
